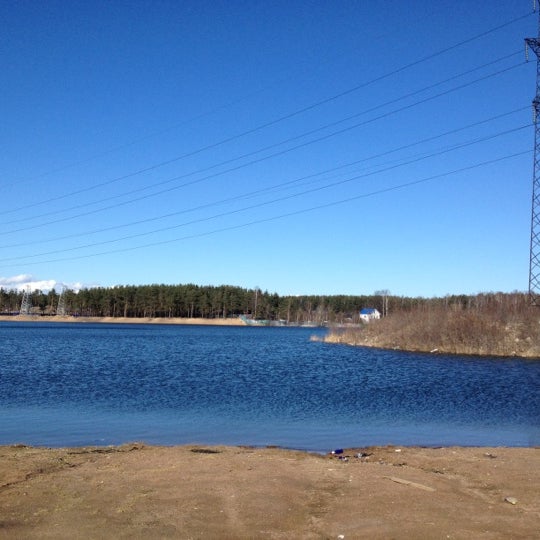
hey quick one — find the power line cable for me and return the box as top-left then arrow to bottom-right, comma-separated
0,60 -> 526,234
1,83 -> 292,191
1,10 -> 531,215
2,50 -> 523,222
0,108 -> 527,248
8,50 -> 523,226
2,15 -> 404,189
3,126 -> 528,262
0,150 -> 529,269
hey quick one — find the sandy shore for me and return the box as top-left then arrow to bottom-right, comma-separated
1,444 -> 538,539
0,315 -> 245,326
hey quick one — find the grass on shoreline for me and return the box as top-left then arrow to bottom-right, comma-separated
324,294 -> 540,358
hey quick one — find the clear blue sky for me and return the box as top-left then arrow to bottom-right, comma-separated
0,0 -> 537,297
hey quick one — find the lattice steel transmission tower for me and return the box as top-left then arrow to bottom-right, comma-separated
20,287 -> 32,315
526,6 -> 540,304
56,287 -> 67,316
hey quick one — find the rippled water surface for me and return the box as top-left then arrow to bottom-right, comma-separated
1,322 -> 539,451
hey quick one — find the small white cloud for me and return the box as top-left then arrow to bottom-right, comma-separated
0,275 -> 57,292
30,279 -> 58,291
63,281 -> 84,293
0,275 -> 92,293
0,274 -> 33,288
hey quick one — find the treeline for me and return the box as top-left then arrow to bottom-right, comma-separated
1,283 -> 385,323
1,285 -> 533,326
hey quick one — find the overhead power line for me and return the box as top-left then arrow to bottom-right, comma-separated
2,129 -> 529,263
0,150 -> 529,269
0,111 -> 528,249
0,59 -> 526,235
0,10 -> 531,216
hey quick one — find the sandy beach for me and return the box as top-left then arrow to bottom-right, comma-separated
0,315 -> 246,326
0,444 -> 538,539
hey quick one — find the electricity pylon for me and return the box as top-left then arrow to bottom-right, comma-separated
57,287 -> 67,316
20,287 -> 32,315
526,6 -> 540,304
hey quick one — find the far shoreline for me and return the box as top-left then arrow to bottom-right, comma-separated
0,314 -> 246,326
5,314 -> 540,359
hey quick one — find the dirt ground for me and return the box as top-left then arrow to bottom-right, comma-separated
0,444 -> 538,539
0,315 -> 245,326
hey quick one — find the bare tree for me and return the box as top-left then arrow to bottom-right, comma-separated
374,289 -> 390,317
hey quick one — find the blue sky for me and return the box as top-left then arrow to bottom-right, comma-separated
0,0 -> 538,297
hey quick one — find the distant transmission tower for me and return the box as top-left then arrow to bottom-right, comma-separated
20,287 -> 32,315
56,287 -> 67,316
526,4 -> 540,304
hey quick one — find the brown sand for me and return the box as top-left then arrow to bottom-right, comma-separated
1,444 -> 538,539
0,315 -> 245,325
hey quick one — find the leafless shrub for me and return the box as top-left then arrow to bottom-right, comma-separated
325,292 -> 540,358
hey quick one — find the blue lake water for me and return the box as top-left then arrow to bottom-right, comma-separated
0,322 -> 539,452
